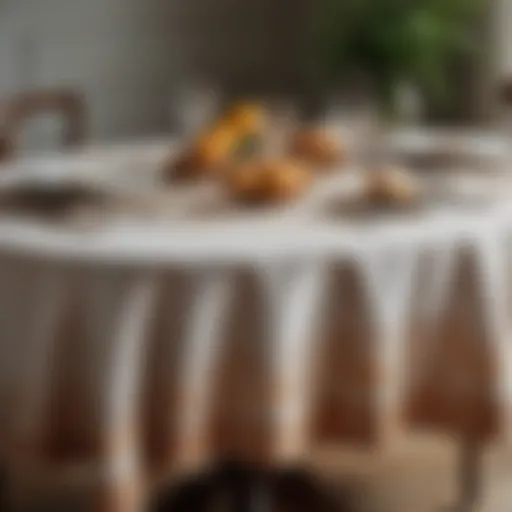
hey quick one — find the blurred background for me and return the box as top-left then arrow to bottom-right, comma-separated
0,0 -> 506,152
3,2 -> 512,511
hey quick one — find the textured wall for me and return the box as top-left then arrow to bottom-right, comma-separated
0,0 -> 499,149
0,0 -> 308,147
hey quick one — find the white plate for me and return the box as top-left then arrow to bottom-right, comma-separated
388,129 -> 510,164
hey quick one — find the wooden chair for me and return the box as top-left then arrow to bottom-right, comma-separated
0,89 -> 85,510
0,88 -> 86,162
499,77 -> 512,105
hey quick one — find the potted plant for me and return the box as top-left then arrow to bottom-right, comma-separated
313,0 -> 484,123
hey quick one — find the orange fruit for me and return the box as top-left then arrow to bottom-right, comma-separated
226,103 -> 265,136
195,126 -> 239,169
262,159 -> 312,201
226,162 -> 262,200
289,129 -> 342,167
226,158 -> 312,205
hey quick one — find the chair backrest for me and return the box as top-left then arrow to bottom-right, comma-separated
499,78 -> 512,106
0,89 -> 86,162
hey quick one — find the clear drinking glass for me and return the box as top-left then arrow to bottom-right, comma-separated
319,91 -> 378,167
172,81 -> 222,141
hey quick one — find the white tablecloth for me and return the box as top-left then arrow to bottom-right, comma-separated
1,134 -> 512,497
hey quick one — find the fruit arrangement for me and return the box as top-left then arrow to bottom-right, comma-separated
224,158 -> 312,205
163,101 -> 344,205
165,103 -> 266,181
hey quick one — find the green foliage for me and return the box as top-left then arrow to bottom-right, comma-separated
313,0 -> 483,111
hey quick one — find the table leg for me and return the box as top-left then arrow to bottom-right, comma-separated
457,438 -> 483,512
0,467 -> 6,512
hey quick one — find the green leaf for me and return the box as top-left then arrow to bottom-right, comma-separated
311,0 -> 484,108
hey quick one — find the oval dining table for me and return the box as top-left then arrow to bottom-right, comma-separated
0,132 -> 511,511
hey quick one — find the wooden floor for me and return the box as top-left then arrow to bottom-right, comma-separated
312,435 -> 512,512
7,434 -> 512,511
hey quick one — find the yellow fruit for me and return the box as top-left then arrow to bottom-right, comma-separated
226,103 -> 265,136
